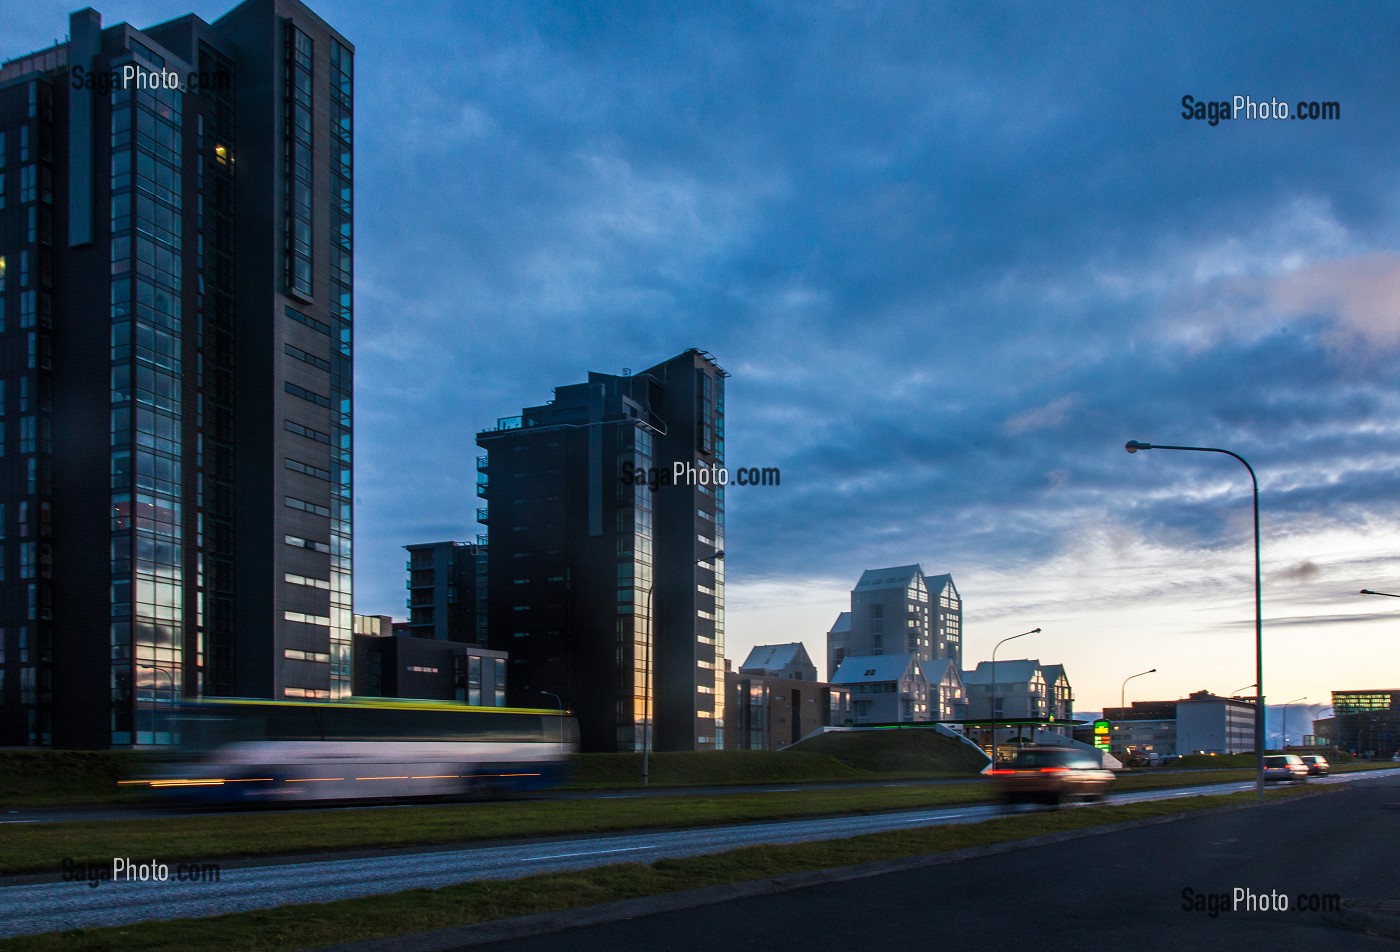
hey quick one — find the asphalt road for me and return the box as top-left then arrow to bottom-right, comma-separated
4,769 -> 1395,938
465,770 -> 1400,952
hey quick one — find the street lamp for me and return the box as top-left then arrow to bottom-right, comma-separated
1120,668 -> 1157,715
1231,683 -> 1256,696
1126,439 -> 1266,799
989,627 -> 1041,769
641,548 -> 723,784
138,663 -> 177,746
540,690 -> 566,750
1279,695 -> 1306,749
1360,589 -> 1399,598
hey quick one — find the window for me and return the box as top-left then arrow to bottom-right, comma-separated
286,458 -> 331,481
284,610 -> 331,626
285,382 -> 331,408
285,572 -> 330,590
285,419 -> 332,444
284,533 -> 331,554
284,648 -> 330,662
285,496 -> 330,517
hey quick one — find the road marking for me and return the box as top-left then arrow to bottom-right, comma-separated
524,846 -> 650,861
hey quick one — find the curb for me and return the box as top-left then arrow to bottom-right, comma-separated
312,790 -> 1330,952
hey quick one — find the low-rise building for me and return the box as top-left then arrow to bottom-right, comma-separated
831,653 -> 930,724
1331,689 -> 1400,758
727,645 -> 850,749
353,634 -> 507,706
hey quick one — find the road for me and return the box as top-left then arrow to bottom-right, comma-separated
469,770 -> 1400,952
3,768 -> 1395,938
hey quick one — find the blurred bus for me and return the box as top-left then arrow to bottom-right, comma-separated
135,697 -> 577,803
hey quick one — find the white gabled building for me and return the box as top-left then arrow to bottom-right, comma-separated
831,653 -> 930,724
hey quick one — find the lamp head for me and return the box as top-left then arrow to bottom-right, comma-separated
1125,440 -> 1152,454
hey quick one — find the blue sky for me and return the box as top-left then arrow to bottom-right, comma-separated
8,1 -> 1399,715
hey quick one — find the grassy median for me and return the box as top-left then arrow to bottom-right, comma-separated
0,766 -> 1336,877
0,784 -> 1331,952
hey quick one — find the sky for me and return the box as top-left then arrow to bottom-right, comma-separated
6,0 -> 1399,718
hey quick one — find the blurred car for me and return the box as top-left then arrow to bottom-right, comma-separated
1298,755 -> 1329,776
989,747 -> 1115,805
1262,754 -> 1309,782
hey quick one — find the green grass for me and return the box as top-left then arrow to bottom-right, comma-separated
3,762 -> 1361,877
785,727 -> 989,774
0,784 -> 1329,952
567,749 -> 878,787
0,751 -> 162,808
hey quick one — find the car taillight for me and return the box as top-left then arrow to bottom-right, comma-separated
1038,767 -> 1069,774
988,769 -> 1017,776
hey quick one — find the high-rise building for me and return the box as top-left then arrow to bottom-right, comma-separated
827,565 -> 962,676
476,349 -> 727,752
0,0 -> 353,747
404,541 -> 485,643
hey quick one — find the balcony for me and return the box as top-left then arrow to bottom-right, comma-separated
476,507 -> 489,523
476,455 -> 488,473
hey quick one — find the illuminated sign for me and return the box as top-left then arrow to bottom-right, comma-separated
1093,718 -> 1111,752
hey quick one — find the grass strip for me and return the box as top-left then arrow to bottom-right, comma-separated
0,785 -> 1328,952
0,766 -> 1341,877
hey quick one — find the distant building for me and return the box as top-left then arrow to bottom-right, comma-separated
1331,689 -> 1400,758
1176,690 -> 1256,754
825,565 -> 963,679
404,541 -> 485,643
1102,699 -> 1179,757
831,653 -> 930,724
352,614 -> 395,637
353,634 -> 506,705
738,643 -> 817,681
963,659 -> 1072,725
826,612 -> 851,678
920,658 -> 967,721
476,349 -> 728,752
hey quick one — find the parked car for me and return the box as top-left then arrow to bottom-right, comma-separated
989,747 -> 1115,805
1298,755 -> 1329,776
1262,754 -> 1309,782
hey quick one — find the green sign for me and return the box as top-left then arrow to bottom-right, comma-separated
1093,718 -> 1111,752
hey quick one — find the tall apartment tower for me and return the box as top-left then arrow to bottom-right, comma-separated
477,349 -> 727,753
0,0 -> 353,747
404,541 -> 486,643
828,565 -> 962,676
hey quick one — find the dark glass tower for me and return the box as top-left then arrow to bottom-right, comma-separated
0,0 -> 353,748
476,349 -> 727,752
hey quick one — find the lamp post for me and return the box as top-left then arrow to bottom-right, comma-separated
1120,668 -> 1157,715
1279,695 -> 1306,749
989,627 -> 1041,769
641,548 -> 723,784
138,663 -> 177,746
1126,439 -> 1266,798
540,690 -> 566,750
1231,683 -> 1256,696
1360,589 -> 1399,598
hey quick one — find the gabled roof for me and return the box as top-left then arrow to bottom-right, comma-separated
1041,664 -> 1069,687
925,573 -> 957,597
855,565 -> 923,590
828,611 -> 851,635
963,659 -> 1043,685
739,643 -> 814,675
921,658 -> 962,687
831,653 -> 925,685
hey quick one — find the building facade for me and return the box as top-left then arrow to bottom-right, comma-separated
1330,689 -> 1400,758
476,349 -> 727,752
826,566 -> 961,679
0,0 -> 353,747
831,653 -> 930,724
1175,690 -> 1256,754
353,632 -> 506,705
405,541 -> 485,643
963,659 -> 1073,724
